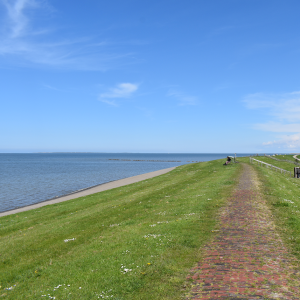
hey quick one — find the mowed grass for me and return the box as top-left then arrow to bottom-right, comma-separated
250,156 -> 296,172
0,159 -> 241,300
239,157 -> 300,260
273,154 -> 297,161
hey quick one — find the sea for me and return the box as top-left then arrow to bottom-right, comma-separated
0,153 -> 254,213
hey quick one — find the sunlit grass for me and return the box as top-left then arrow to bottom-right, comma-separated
274,154 -> 297,161
249,156 -> 295,172
0,159 -> 241,299
239,157 -> 300,260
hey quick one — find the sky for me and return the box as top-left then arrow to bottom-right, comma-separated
1,0 -> 300,153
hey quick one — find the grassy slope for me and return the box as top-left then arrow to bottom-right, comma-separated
274,154 -> 297,161
0,159 -> 241,300
250,156 -> 296,172
239,157 -> 300,261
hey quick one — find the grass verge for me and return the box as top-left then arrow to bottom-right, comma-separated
272,154 -> 297,161
0,159 -> 240,300
239,157 -> 300,261
249,156 -> 296,172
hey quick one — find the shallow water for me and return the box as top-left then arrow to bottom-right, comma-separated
0,153 -> 251,212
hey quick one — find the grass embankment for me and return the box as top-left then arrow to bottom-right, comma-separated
0,159 -> 241,300
250,156 -> 296,172
239,157 -> 300,261
273,154 -> 297,161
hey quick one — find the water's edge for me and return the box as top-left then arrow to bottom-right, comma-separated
0,167 -> 175,217
0,153 -> 257,213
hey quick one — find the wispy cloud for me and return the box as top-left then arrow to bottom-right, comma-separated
99,99 -> 118,107
244,91 -> 300,149
0,0 -> 134,70
244,91 -> 300,123
167,89 -> 197,106
262,133 -> 300,149
42,83 -> 68,92
99,83 -> 139,106
100,83 -> 138,98
2,0 -> 40,37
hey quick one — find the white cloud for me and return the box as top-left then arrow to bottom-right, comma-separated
100,83 -> 138,98
262,133 -> 300,149
244,91 -> 300,149
99,83 -> 138,106
2,0 -> 39,38
0,1 -> 134,70
168,89 -> 197,106
99,99 -> 118,107
244,91 -> 300,122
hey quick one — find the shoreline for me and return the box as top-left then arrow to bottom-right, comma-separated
0,166 -> 176,217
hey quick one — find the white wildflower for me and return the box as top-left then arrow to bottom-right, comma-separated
64,238 -> 76,242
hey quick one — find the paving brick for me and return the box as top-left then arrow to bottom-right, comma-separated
186,163 -> 300,300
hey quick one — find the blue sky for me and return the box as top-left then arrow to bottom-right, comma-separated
1,0 -> 300,153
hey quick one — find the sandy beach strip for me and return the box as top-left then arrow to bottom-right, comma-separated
0,166 -> 176,217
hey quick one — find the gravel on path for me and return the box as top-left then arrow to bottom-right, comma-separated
186,163 -> 300,300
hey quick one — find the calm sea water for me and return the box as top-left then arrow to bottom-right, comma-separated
0,153 -> 252,213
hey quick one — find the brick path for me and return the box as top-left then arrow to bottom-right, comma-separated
186,163 -> 300,299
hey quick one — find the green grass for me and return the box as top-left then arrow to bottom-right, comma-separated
269,154 -> 300,166
272,154 -> 296,161
0,159 -> 241,299
239,157 -> 300,261
249,156 -> 296,172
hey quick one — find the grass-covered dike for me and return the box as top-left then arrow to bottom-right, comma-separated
239,156 -> 300,261
0,159 -> 241,299
251,154 -> 298,173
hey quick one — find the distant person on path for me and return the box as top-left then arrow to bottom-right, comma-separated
223,156 -> 231,165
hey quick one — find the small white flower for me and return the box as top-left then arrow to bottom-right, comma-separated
64,238 -> 76,242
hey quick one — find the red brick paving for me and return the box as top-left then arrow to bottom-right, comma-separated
186,163 -> 300,300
